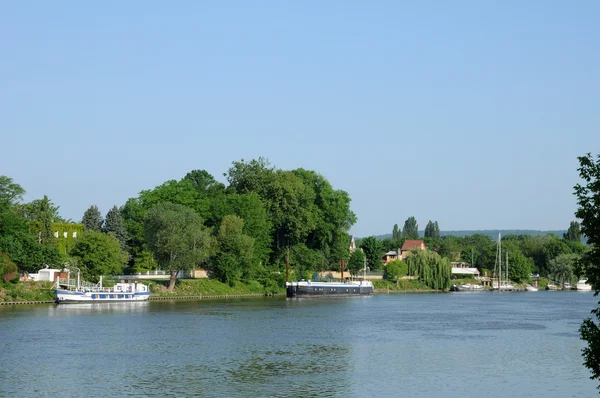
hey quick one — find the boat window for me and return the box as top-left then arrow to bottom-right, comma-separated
100,294 -> 106,299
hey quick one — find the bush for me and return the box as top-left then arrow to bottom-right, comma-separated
0,253 -> 19,284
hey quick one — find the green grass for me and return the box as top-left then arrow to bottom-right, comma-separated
0,281 -> 55,302
150,278 -> 285,297
373,279 -> 433,292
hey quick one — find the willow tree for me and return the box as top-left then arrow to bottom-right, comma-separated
145,203 -> 214,290
405,250 -> 451,290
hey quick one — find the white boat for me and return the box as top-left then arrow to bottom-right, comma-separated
54,274 -> 150,303
526,284 -> 538,292
576,279 -> 593,291
55,282 -> 150,303
457,283 -> 484,291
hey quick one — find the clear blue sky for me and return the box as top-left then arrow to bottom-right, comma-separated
1,1 -> 598,237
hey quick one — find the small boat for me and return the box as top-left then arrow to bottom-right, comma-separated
576,279 -> 593,291
525,284 -> 538,292
286,280 -> 373,297
456,283 -> 484,291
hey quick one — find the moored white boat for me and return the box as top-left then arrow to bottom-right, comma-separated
525,284 -> 538,292
576,279 -> 593,291
55,281 -> 150,303
457,283 -> 484,291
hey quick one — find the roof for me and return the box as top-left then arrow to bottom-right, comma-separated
383,250 -> 398,256
401,240 -> 426,251
451,267 -> 480,275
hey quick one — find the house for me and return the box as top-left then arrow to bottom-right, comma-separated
400,240 -> 426,260
381,250 -> 399,265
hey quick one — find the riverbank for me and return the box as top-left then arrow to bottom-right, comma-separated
0,279 -> 285,304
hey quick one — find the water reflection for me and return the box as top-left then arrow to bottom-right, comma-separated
47,301 -> 150,316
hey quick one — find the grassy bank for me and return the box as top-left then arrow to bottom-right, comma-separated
373,279 -> 435,292
150,278 -> 285,297
0,281 -> 55,303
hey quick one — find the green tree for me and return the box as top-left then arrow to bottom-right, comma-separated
577,153 -> 600,387
359,236 -> 383,271
82,205 -> 103,231
502,241 -> 534,282
402,217 -> 419,240
211,215 -> 254,286
20,197 -> 63,223
384,259 -> 408,282
424,221 -> 434,238
433,221 -> 440,239
564,221 -> 582,242
145,203 -> 214,290
548,253 -> 579,285
70,230 -> 128,282
347,249 -> 366,276
0,176 -> 25,210
103,205 -> 129,251
38,195 -> 55,246
0,252 -> 19,283
392,224 -> 400,240
406,250 -> 451,290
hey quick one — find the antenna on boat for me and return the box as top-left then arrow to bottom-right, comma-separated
363,249 -> 367,283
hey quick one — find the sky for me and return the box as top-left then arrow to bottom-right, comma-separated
1,1 -> 598,237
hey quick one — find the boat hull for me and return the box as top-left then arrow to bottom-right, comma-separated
286,281 -> 373,298
55,289 -> 150,303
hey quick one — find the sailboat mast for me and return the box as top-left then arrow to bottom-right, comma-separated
506,251 -> 508,283
498,233 -> 502,291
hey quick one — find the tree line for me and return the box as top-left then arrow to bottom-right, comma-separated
0,158 -> 357,292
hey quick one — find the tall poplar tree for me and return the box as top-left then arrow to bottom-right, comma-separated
402,217 -> 419,240
564,221 -> 582,242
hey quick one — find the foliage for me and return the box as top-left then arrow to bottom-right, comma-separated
70,231 -> 128,282
575,153 -> 600,387
501,241 -> 534,282
103,205 -> 129,251
0,281 -> 55,303
564,221 -> 582,242
424,220 -> 440,239
37,195 -> 55,246
359,236 -> 383,271
210,215 -> 255,286
20,197 -> 63,223
392,224 -> 400,241
347,249 -> 366,276
0,252 -> 19,283
548,253 -> 579,284
149,278 -> 283,297
145,203 -> 214,290
384,260 -> 408,281
82,205 -> 103,231
402,217 -> 419,240
0,176 -> 25,210
405,250 -> 451,290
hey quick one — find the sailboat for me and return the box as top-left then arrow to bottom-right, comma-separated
492,233 -> 514,291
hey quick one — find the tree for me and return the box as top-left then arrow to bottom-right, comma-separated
0,252 -> 19,283
38,195 -> 55,246
424,221 -> 440,239
347,249 -> 366,276
211,215 -> 254,286
103,205 -> 129,251
82,205 -> 103,231
145,203 -> 214,290
70,231 -> 128,282
548,253 -> 579,285
406,250 -> 451,290
392,224 -> 400,240
402,217 -> 419,240
384,259 -> 408,282
0,176 -> 25,210
359,236 -> 383,271
576,154 -> 600,387
564,221 -> 582,242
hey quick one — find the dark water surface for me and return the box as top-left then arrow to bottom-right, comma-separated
0,291 -> 597,397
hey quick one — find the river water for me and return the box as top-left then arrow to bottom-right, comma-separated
0,291 -> 597,397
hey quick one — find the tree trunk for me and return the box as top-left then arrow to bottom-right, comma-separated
168,270 -> 178,291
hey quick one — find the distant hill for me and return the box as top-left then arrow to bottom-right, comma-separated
367,230 -> 567,241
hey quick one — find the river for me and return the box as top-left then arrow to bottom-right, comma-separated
0,291 -> 597,397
